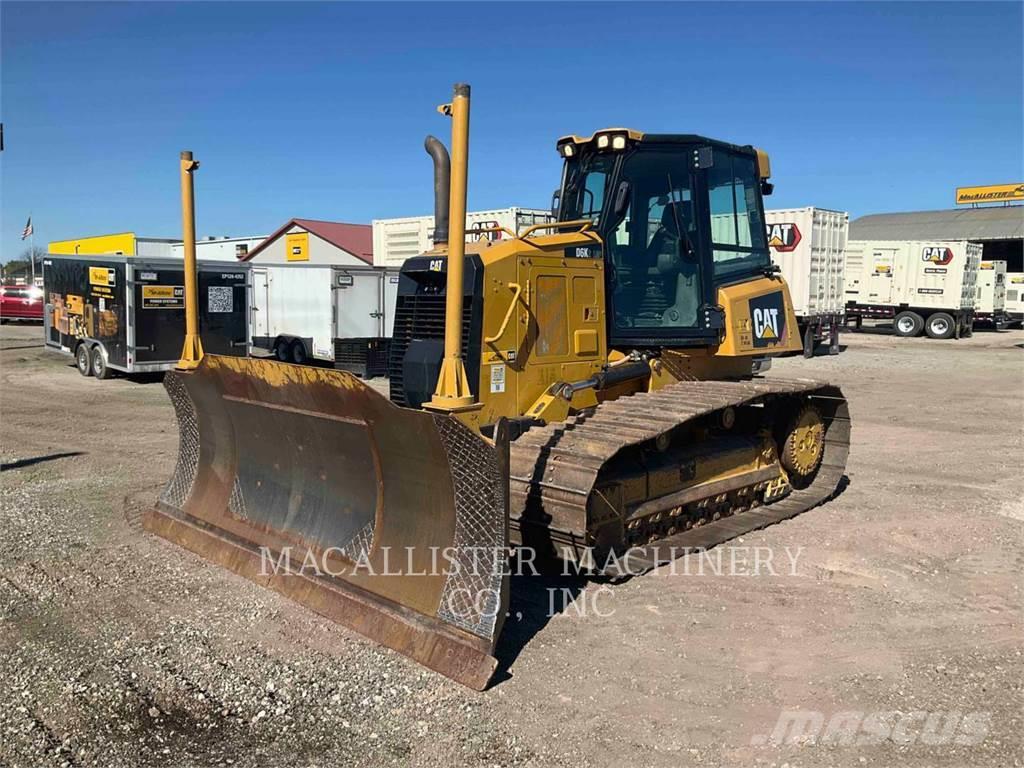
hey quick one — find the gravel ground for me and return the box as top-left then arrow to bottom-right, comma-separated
1,321 -> 1021,768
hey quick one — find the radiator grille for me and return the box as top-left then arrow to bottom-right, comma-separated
389,295 -> 472,406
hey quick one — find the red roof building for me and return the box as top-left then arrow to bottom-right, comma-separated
242,218 -> 373,265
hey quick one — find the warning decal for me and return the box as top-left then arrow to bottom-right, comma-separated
490,363 -> 506,394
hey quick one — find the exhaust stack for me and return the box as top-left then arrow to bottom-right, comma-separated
178,150 -> 203,369
424,135 -> 450,246
428,83 -> 477,412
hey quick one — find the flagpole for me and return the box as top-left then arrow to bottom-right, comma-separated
30,213 -> 36,284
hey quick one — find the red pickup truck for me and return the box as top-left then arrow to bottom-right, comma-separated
0,284 -> 44,322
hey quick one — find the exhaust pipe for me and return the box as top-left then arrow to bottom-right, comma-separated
424,135 -> 450,246
428,83 -> 475,411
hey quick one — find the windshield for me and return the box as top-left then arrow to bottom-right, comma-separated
559,153 -> 616,224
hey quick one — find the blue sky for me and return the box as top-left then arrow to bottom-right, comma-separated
2,1 -> 1022,262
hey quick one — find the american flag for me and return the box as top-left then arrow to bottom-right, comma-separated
21,216 -> 33,240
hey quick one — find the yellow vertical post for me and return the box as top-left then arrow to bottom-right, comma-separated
429,83 -> 475,410
178,150 -> 204,369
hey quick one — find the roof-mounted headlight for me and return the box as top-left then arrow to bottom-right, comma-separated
559,142 -> 575,158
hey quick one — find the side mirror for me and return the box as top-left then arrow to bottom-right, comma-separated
612,180 -> 631,220
760,180 -> 774,196
550,189 -> 561,219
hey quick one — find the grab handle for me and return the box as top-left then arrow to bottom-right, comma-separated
484,283 -> 522,344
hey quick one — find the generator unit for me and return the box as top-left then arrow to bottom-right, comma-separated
844,239 -> 980,339
974,260 -> 1009,329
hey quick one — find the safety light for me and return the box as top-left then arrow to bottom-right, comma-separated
560,143 -> 575,158
611,135 -> 627,150
596,134 -> 610,149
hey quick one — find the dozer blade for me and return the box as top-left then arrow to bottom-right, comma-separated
144,354 -> 509,690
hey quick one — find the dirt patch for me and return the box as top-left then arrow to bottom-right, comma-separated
1,323 -> 1021,767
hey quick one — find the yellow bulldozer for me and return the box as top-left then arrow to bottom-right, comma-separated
145,84 -> 849,691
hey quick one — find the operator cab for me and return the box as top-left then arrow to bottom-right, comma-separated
555,130 -> 774,348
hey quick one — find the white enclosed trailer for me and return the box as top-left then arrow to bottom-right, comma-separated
249,264 -> 400,376
974,260 -> 1009,329
1005,272 -> 1024,326
764,207 -> 848,357
372,207 -> 554,268
844,239 -> 980,339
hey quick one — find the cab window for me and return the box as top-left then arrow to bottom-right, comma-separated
707,150 -> 769,282
606,149 -> 703,330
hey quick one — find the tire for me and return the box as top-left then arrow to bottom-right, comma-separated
91,346 -> 114,379
893,311 -> 923,338
925,312 -> 956,340
275,340 -> 290,362
290,340 -> 307,365
76,344 -> 93,377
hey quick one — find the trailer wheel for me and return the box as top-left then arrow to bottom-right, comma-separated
76,344 -> 93,377
274,340 -> 290,362
290,340 -> 307,365
894,311 -> 923,337
925,312 -> 955,340
91,346 -> 114,380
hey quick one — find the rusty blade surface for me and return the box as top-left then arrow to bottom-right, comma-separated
144,354 -> 509,690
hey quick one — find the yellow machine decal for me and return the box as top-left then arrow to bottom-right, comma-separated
286,232 -> 310,261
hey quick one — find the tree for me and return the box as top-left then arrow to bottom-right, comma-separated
1,247 -> 46,281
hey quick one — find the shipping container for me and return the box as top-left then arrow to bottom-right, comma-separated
973,260 -> 1009,329
843,239 -> 980,339
372,207 -> 554,267
249,263 -> 400,377
43,254 -> 249,378
1005,272 -> 1024,326
764,207 -> 848,356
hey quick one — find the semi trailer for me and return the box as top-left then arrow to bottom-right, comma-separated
249,263 -> 400,377
43,253 -> 249,378
844,239 -> 980,339
764,207 -> 848,357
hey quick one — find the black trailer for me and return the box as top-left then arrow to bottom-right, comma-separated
43,254 -> 249,378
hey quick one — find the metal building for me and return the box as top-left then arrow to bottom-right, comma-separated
850,206 -> 1024,272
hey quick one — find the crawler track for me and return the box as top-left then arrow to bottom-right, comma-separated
509,378 -> 850,574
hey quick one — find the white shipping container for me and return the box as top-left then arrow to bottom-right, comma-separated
372,207 -> 554,267
975,260 -> 1007,315
250,264 -> 400,365
1005,272 -> 1024,319
764,207 -> 848,318
844,240 -> 981,312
